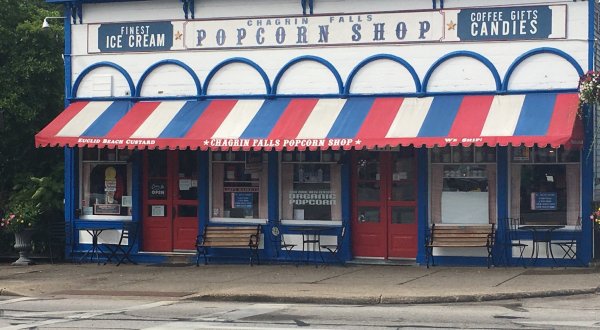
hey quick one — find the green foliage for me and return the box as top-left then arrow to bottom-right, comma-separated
0,0 -> 64,220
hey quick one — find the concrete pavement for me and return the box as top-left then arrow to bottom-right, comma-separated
1,263 -> 599,305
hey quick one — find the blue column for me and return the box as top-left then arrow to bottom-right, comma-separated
266,151 -> 279,260
496,147 -> 509,263
131,151 -> 142,252
581,106 -> 594,264
198,151 -> 209,230
340,151 -> 352,261
416,148 -> 428,264
64,147 -> 76,258
63,5 -> 74,259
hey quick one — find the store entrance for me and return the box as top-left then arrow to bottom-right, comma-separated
142,150 -> 199,252
351,150 -> 418,259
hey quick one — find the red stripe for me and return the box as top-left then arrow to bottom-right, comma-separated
546,93 -> 579,137
36,102 -> 89,139
447,95 -> 494,138
355,98 -> 403,140
185,100 -> 238,139
268,99 -> 318,140
106,102 -> 160,138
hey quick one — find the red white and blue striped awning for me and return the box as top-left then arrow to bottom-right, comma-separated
35,93 -> 582,151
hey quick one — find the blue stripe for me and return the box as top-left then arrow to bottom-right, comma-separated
159,101 -> 210,138
417,95 -> 463,137
327,98 -> 374,138
81,101 -> 131,137
240,98 -> 291,138
513,93 -> 555,136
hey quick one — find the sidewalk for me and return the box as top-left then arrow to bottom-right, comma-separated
1,263 -> 599,305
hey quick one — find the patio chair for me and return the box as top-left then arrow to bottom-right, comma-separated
270,226 -> 296,262
550,217 -> 582,265
319,226 -> 346,265
496,217 -> 528,268
103,222 -> 138,266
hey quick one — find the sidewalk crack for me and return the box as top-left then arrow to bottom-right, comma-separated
310,267 -> 365,284
494,271 -> 526,287
396,269 -> 441,286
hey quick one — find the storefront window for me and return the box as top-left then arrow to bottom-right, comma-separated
80,148 -> 133,219
510,146 -> 580,225
281,151 -> 342,222
211,151 -> 268,220
430,146 -> 496,224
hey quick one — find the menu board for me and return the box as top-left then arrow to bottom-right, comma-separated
531,192 -> 557,210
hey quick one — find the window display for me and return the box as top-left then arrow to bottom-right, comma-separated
510,147 -> 580,225
80,148 -> 133,218
281,151 -> 342,221
431,146 -> 496,224
211,151 -> 268,220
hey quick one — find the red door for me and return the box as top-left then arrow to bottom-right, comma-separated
352,150 -> 418,259
142,150 -> 199,252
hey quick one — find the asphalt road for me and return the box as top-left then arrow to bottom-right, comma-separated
1,293 -> 600,329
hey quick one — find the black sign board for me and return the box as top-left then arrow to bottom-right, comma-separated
149,180 -> 167,200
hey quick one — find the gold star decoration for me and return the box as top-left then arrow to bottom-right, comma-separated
175,31 -> 183,40
447,21 -> 457,31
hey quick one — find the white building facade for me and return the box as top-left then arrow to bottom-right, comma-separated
38,0 -> 595,266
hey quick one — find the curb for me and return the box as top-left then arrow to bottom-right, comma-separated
184,286 -> 600,305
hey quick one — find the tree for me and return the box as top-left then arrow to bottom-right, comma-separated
0,0 -> 64,251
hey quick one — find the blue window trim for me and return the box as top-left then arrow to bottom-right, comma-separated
136,59 -> 201,98
71,48 -> 581,102
272,55 -> 344,96
502,48 -> 584,92
204,57 -> 271,97
344,54 -> 422,96
422,51 -> 501,94
72,61 -> 135,98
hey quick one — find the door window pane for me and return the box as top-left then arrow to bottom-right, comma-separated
148,150 -> 167,177
178,205 -> 197,217
357,182 -> 380,201
178,152 -> 198,201
358,207 -> 380,223
391,207 -> 415,224
357,152 -> 380,180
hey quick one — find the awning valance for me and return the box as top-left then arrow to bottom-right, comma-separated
35,93 -> 581,151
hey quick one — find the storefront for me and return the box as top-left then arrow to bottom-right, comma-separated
37,0 -> 595,266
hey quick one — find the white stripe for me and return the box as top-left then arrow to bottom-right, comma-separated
480,95 -> 525,136
296,99 -> 346,139
385,97 -> 434,138
56,102 -> 113,137
130,101 -> 187,138
212,100 -> 264,139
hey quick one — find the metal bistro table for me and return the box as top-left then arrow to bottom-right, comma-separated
518,224 -> 565,266
78,224 -> 122,264
287,226 -> 331,266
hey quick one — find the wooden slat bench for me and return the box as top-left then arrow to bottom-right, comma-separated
195,225 -> 261,266
425,224 -> 495,268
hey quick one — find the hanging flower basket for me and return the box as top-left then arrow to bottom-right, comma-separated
578,70 -> 600,110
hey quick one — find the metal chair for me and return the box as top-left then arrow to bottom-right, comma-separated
497,218 -> 528,268
271,226 -> 296,262
103,222 -> 138,266
318,226 -> 346,265
550,217 -> 582,264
